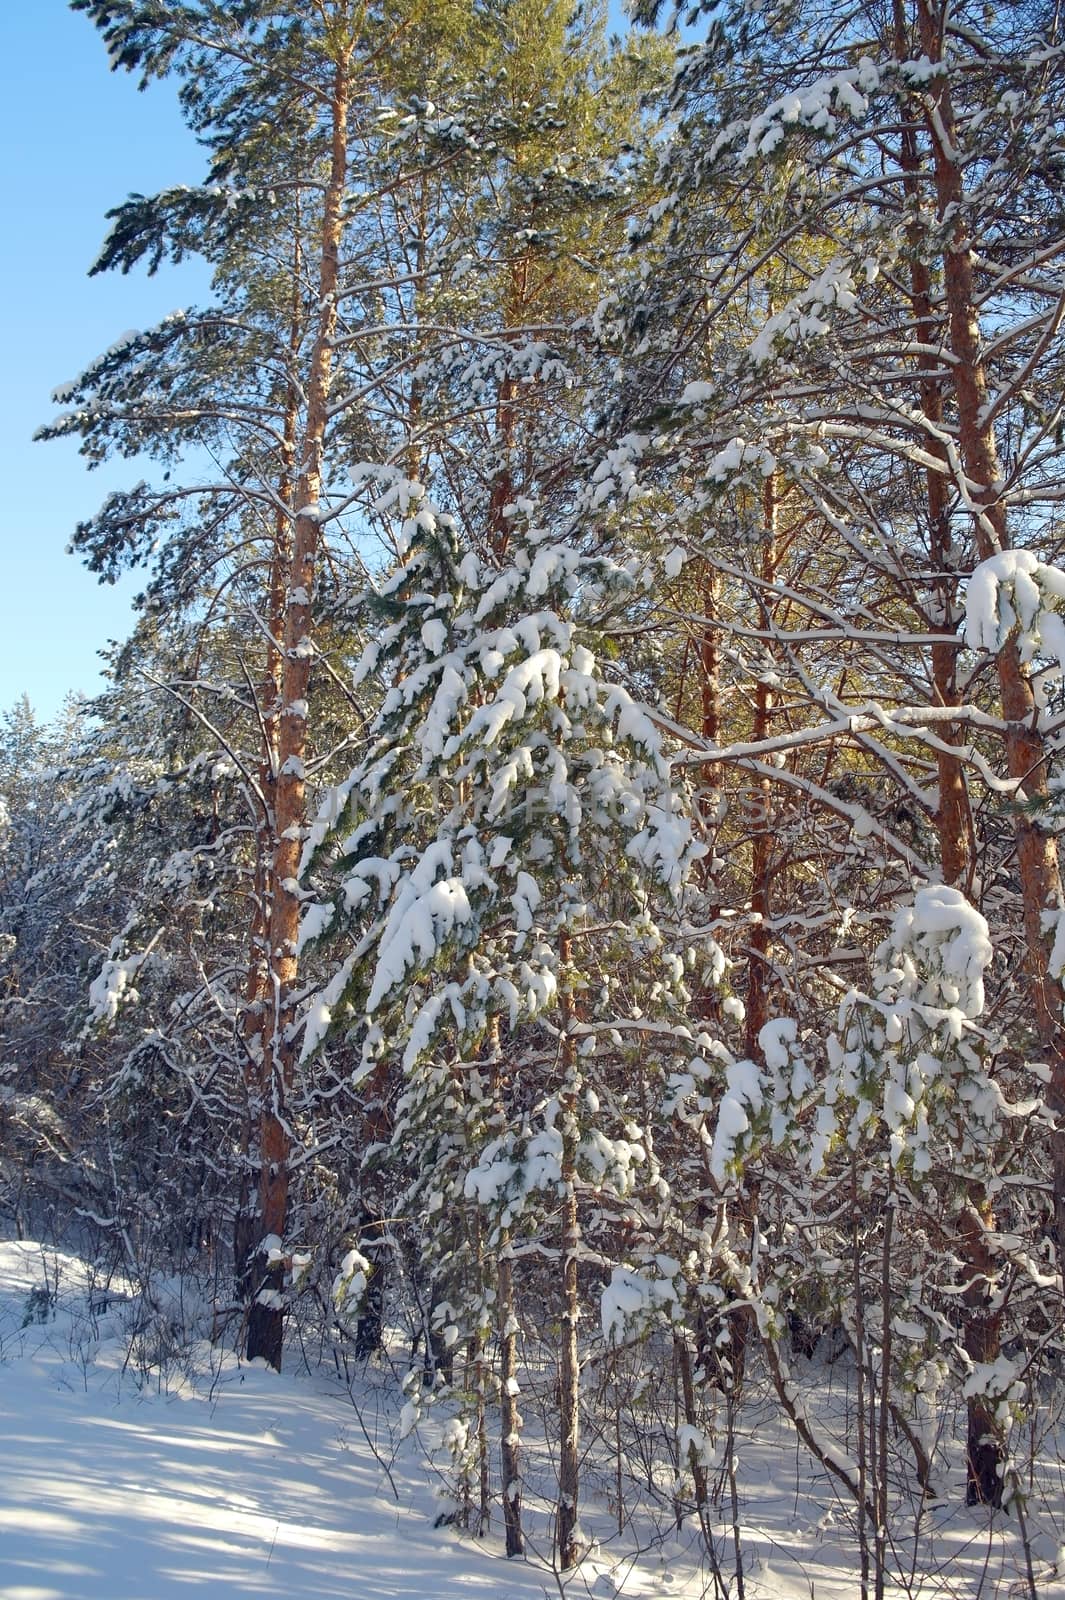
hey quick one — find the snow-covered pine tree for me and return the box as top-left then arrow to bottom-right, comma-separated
52,0 -> 373,1364
624,0 -> 1065,1240
55,0 -> 650,1368
298,479 -> 708,1563
813,884 -> 1027,1509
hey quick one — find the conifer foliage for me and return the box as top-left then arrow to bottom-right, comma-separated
9,0 -> 1065,1591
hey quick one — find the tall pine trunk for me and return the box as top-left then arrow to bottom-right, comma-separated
489,1021 -> 524,1556
913,0 -> 1058,1499
246,47 -> 352,1369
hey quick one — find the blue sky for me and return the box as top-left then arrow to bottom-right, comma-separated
0,0 -> 640,725
0,2 -> 209,723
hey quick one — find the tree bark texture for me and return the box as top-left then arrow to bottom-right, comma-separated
917,0 -> 1065,1285
246,46 -> 352,1369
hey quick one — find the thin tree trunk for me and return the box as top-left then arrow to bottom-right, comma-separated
556,930 -> 581,1571
892,8 -> 1002,1493
889,4 -> 970,889
498,1243 -> 524,1555
959,1194 -> 1005,1506
745,476 -> 777,1059
851,1160 -> 872,1600
906,0 -> 1053,1496
354,1058 -> 393,1359
675,1334 -> 708,1510
235,235 -> 301,1300
486,261 -> 529,560
700,570 -> 721,747
488,1019 -> 524,1556
557,1172 -> 581,1568
471,1208 -> 491,1537
875,1181 -> 894,1600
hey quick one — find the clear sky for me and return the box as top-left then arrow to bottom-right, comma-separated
0,1 -> 210,724
0,0 -> 638,727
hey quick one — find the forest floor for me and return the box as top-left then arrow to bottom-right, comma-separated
0,1237 -> 1062,1600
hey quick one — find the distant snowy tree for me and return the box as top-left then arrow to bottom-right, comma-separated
0,699 -> 98,1231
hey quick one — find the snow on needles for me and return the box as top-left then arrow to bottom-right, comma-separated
817,886 -> 1001,1174
297,484 -> 708,1072
964,548 -> 1065,679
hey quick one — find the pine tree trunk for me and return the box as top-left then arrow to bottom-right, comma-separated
498,1243 -> 524,1556
700,571 -> 721,748
246,48 -> 352,1368
477,1355 -> 491,1536
915,0 -> 1065,1290
891,12 -> 1000,1492
557,1173 -> 581,1569
890,10 -> 970,889
486,260 -> 530,560
959,1195 -> 1004,1506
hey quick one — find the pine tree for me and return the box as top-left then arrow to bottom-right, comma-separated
604,0 -> 1065,1525
55,0 -> 483,1364
299,479 -> 708,1561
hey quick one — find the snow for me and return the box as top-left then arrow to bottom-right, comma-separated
462,649 -> 564,746
1050,909 -> 1065,980
964,549 -> 1065,678
890,883 -> 993,1021
367,868 -> 475,1012
300,952 -> 356,1060
818,885 -> 1002,1174
87,951 -> 144,1024
965,549 -> 1042,652
709,1057 -> 762,1183
420,618 -> 448,654
601,1265 -> 680,1344
1,1239 -> 1060,1600
749,262 -> 858,365
0,1243 -> 554,1600
332,1247 -> 371,1317
296,898 -> 335,955
732,63 -> 879,167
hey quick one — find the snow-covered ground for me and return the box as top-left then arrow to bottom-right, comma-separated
1,1239 -> 1062,1600
0,1239 -> 681,1600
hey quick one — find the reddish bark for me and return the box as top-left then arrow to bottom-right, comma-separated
246,46 -> 352,1369
914,0 -> 1065,1287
